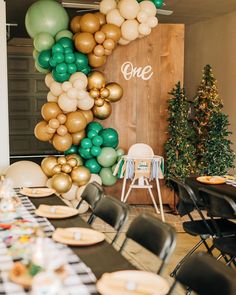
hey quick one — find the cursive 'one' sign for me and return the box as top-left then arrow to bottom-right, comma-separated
121,61 -> 153,81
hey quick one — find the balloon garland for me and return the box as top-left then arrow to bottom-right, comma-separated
25,0 -> 159,204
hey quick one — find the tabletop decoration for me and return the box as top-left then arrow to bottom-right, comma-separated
196,176 -> 226,185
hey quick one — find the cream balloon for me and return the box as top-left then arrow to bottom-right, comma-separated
77,89 -> 89,100
61,183 -> 78,201
106,9 -> 124,27
118,37 -> 130,45
100,0 -> 117,15
139,1 -> 157,17
121,20 -> 139,41
50,81 -> 63,97
138,23 -> 151,35
119,0 -> 140,20
67,87 -> 78,100
58,93 -> 77,113
77,96 -> 95,111
147,16 -> 158,28
137,11 -> 148,23
45,73 -> 54,88
73,79 -> 87,90
70,72 -> 88,87
62,81 -> 72,92
5,161 -> 48,188
47,91 -> 58,102
89,174 -> 102,185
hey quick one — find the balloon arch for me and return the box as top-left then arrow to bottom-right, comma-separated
24,0 -> 162,203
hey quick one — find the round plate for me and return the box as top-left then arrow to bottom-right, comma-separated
96,270 -> 169,295
196,176 -> 226,185
52,227 -> 105,246
20,187 -> 56,198
35,205 -> 79,219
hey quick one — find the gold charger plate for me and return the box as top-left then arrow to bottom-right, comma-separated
35,205 -> 79,219
52,227 -> 105,246
196,176 -> 226,185
96,270 -> 170,295
20,187 -> 56,198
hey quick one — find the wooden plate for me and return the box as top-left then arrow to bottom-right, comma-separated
35,205 -> 79,219
52,227 -> 105,246
196,176 -> 226,185
97,270 -> 169,295
20,187 -> 56,198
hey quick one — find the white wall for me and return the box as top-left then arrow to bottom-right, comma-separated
0,0 -> 10,172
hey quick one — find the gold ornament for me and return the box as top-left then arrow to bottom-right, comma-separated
92,101 -> 112,120
51,172 -> 72,193
71,166 -> 91,186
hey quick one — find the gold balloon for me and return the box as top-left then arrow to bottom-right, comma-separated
70,15 -> 81,33
95,98 -> 105,107
34,121 -> 54,141
41,102 -> 62,121
65,111 -> 87,133
71,166 -> 91,186
88,71 -> 106,90
94,44 -> 105,57
75,32 -> 96,54
57,125 -> 68,136
81,110 -> 94,124
93,101 -> 112,120
90,88 -> 100,99
103,38 -> 115,50
66,154 -> 83,166
52,164 -> 62,174
41,156 -> 58,177
57,156 -> 67,165
101,24 -> 121,42
94,12 -> 106,26
71,129 -> 86,145
100,87 -> 110,98
104,48 -> 112,56
46,125 -> 56,134
80,13 -> 100,34
61,164 -> 72,174
52,133 -> 73,152
94,31 -> 106,44
49,118 -> 60,129
88,53 -> 107,68
57,113 -> 67,124
51,172 -> 72,194
106,82 -> 123,102
67,158 -> 77,168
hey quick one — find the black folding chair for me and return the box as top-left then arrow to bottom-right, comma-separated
169,177 -> 236,277
199,188 -> 236,266
168,252 -> 236,295
119,212 -> 176,274
88,195 -> 129,245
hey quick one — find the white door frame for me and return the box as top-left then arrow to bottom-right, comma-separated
0,0 -> 10,172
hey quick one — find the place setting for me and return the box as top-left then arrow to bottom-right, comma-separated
19,187 -> 56,198
35,204 -> 79,219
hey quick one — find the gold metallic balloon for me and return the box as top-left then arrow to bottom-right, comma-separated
41,156 -> 58,177
57,156 -> 67,165
57,125 -> 68,136
48,118 -> 60,129
61,164 -> 72,174
104,48 -> 112,56
95,98 -> 105,107
93,44 -> 105,57
71,129 -> 86,145
52,133 -> 73,152
66,154 -> 83,166
57,113 -> 67,124
71,166 -> 91,186
80,13 -> 100,34
93,101 -> 112,120
46,125 -> 56,134
88,53 -> 107,68
41,102 -> 62,121
81,110 -> 94,124
103,38 -> 115,50
34,121 -> 54,141
106,82 -> 123,102
75,32 -> 96,54
51,172 -> 72,194
65,111 -> 87,133
52,164 -> 62,174
67,158 -> 77,168
88,71 -> 106,90
94,31 -> 106,44
100,87 -> 110,98
70,15 -> 81,33
101,24 -> 121,42
94,12 -> 106,26
90,88 -> 100,99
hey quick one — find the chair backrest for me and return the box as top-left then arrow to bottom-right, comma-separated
172,252 -> 236,295
124,213 -> 176,273
128,143 -> 154,158
80,181 -> 104,210
199,188 -> 236,219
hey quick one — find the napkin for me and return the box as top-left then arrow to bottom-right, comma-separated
55,228 -> 82,241
38,205 -> 71,215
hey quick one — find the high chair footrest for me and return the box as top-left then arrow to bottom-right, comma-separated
130,185 -> 153,189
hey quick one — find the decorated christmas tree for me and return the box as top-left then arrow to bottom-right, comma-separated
165,82 -> 196,181
193,64 -> 235,175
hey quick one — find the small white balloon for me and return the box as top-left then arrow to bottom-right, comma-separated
77,89 -> 89,100
140,1 -> 157,17
67,87 -> 78,100
119,0 -> 140,20
45,73 -> 54,88
50,82 -> 63,97
121,19 -> 139,41
106,9 -> 125,27
137,11 -> 148,23
138,23 -> 151,36
62,81 -> 72,92
77,96 -> 95,111
47,91 -> 58,102
100,0 -> 117,15
58,93 -> 77,113
147,16 -> 158,28
70,72 -> 88,87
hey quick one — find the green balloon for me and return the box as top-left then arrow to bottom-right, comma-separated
87,122 -> 103,133
97,147 -> 117,167
64,145 -> 78,155
67,63 -> 77,74
152,0 -> 164,8
37,50 -> 51,69
92,135 -> 103,147
64,47 -> 73,54
33,49 -> 39,60
33,32 -> 55,52
116,148 -> 125,157
49,57 -> 57,67
85,158 -> 101,174
78,147 -> 93,160
65,53 -> 76,64
81,138 -> 92,149
56,62 -> 68,74
99,168 -> 117,186
91,146 -> 101,157
35,61 -> 50,73
74,52 -> 89,70
58,37 -> 74,49
99,128 -> 119,148
87,130 -> 97,139
52,43 -> 64,54
25,0 -> 69,38
52,69 -> 70,83
81,66 -> 91,76
55,30 -> 73,42
53,52 -> 65,64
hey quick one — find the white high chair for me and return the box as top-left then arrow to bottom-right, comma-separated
120,143 -> 165,222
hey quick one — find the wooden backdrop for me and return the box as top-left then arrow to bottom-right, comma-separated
100,24 -> 185,207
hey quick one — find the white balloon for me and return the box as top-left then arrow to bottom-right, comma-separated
45,73 -> 54,88
67,87 -> 78,100
106,9 -> 125,27
140,1 -> 157,17
61,183 -> 78,201
73,79 -> 87,90
58,93 -> 77,113
77,96 -> 95,110
118,37 -> 131,45
138,23 -> 151,35
70,72 -> 88,87
100,0 -> 117,15
121,20 -> 139,41
147,16 -> 158,28
47,91 -> 58,102
119,0 -> 140,20
62,81 -> 72,92
77,89 -> 89,100
137,11 -> 148,23
50,82 -> 63,97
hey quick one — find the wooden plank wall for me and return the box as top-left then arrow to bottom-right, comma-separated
100,24 -> 185,206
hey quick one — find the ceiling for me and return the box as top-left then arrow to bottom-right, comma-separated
5,0 -> 236,39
